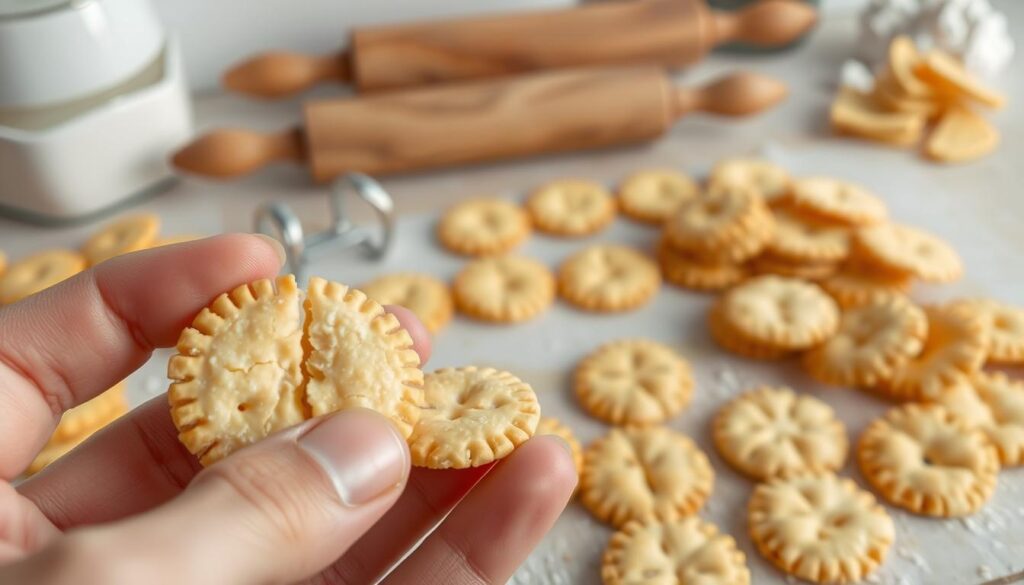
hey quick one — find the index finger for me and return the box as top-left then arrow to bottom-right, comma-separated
0,234 -> 284,478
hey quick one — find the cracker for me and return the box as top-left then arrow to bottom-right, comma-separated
602,517 -> 750,585
453,255 -> 554,323
766,206 -> 851,264
618,169 -> 699,224
714,275 -> 839,351
877,304 -> 986,401
831,87 -> 926,147
748,472 -> 895,584
81,213 -> 160,265
949,298 -> 1024,364
361,272 -> 453,333
917,50 -> 1006,109
408,367 -> 539,469
526,178 -> 615,236
437,197 -> 531,256
872,74 -> 940,118
0,249 -> 86,305
28,384 -> 129,474
558,245 -> 660,312
657,237 -> 748,291
713,387 -> 847,481
925,105 -> 999,164
707,157 -> 791,204
748,253 -> 838,282
857,403 -> 999,516
708,300 -> 789,360
168,275 -> 424,465
789,177 -> 888,226
884,36 -> 936,100
854,222 -> 962,283
932,372 -> 1024,466
575,339 -> 693,427
50,383 -> 128,443
537,417 -> 583,477
663,185 -> 774,263
804,296 -> 928,388
580,426 -> 713,528
820,260 -> 912,308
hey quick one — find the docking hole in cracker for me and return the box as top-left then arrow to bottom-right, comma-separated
713,387 -> 847,481
748,472 -> 895,584
168,275 -> 424,465
575,339 -> 693,427
408,367 -> 539,469
580,426 -> 713,528
602,516 -> 751,585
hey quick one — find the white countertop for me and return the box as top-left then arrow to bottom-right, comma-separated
2,3 -> 1024,584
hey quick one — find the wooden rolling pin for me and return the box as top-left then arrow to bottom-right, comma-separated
174,67 -> 787,181
224,0 -> 815,98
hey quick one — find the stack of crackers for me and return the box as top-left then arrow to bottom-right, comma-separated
831,35 -> 1005,164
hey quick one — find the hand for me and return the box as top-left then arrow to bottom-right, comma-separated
0,234 -> 576,585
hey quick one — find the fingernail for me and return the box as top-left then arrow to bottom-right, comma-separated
298,409 -> 410,506
252,233 -> 287,266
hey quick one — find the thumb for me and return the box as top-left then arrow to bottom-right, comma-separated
35,409 -> 409,585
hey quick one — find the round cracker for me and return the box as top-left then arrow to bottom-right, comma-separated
664,185 -> 774,263
804,296 -> 928,388
580,426 -> 713,528
453,255 -> 554,323
948,298 -> 1024,364
714,387 -> 848,481
0,249 -> 86,305
858,403 -> 998,517
708,157 -> 791,203
558,245 -> 660,312
854,222 -> 962,283
749,472 -> 895,583
789,177 -> 887,226
437,197 -> 530,256
575,339 -> 693,427
931,372 -> 1024,466
82,213 -> 160,265
408,366 -> 539,469
602,517 -> 750,585
526,178 -> 615,236
715,275 -> 840,351
361,272 -> 453,333
766,206 -> 851,264
618,169 -> 699,224
657,237 -> 748,291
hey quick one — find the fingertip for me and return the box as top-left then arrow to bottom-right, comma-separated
515,435 -> 579,497
383,305 -> 432,365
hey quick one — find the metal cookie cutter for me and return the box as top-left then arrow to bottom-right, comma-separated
254,173 -> 395,278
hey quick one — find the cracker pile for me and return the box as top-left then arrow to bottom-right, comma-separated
0,213 -> 200,305
409,158 -> 1020,582
831,36 -> 1005,164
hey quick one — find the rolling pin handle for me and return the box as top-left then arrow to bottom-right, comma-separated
710,0 -> 818,47
171,127 -> 307,179
672,72 -> 788,118
223,51 -> 352,98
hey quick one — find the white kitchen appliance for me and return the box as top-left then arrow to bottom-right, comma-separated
0,0 -> 193,224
